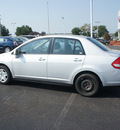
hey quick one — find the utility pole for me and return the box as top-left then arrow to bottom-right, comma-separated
90,0 -> 93,38
11,22 -> 16,36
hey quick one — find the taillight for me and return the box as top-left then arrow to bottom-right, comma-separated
112,57 -> 120,69
13,41 -> 18,45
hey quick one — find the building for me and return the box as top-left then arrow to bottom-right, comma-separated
118,10 -> 120,40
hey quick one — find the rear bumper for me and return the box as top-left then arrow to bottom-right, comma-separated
0,47 -> 4,53
103,76 -> 120,87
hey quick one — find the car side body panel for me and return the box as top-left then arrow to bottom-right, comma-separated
12,54 -> 48,81
47,55 -> 85,84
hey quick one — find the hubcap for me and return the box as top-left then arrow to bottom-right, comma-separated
0,69 -> 8,83
81,79 -> 93,91
5,47 -> 10,53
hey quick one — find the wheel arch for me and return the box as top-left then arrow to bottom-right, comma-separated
0,64 -> 13,78
73,71 -> 103,87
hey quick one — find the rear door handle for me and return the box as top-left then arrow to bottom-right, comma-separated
74,58 -> 82,62
39,57 -> 46,61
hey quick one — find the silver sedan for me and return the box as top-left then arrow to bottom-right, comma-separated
0,35 -> 120,97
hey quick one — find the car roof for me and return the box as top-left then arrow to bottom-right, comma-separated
0,36 -> 11,39
36,35 -> 88,40
21,35 -> 89,45
0,36 -> 5,37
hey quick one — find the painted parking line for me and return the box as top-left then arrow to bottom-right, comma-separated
53,93 -> 77,130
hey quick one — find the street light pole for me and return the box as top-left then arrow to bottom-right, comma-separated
90,0 -> 93,38
0,15 -> 1,36
47,1 -> 50,34
62,17 -> 65,34
11,22 -> 16,36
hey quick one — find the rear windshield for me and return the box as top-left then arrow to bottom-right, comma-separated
87,38 -> 110,51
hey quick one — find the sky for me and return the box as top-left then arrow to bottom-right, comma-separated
0,0 -> 120,35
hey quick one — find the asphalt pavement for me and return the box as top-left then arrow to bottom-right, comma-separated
0,45 -> 120,130
108,45 -> 120,50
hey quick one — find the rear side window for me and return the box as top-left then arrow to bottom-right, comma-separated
52,38 -> 85,55
74,40 -> 84,55
0,38 -> 7,42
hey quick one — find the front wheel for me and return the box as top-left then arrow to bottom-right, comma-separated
0,66 -> 11,84
75,73 -> 100,97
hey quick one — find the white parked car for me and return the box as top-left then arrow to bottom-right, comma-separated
0,35 -> 120,96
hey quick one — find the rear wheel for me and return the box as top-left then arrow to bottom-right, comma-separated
0,66 -> 11,84
4,47 -> 11,53
75,73 -> 100,97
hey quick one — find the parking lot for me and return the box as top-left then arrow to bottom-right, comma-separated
0,45 -> 120,130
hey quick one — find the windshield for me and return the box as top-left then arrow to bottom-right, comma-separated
9,37 -> 16,41
87,38 -> 111,51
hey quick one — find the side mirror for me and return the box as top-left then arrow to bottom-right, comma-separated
15,49 -> 20,58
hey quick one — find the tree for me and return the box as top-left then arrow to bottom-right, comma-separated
80,24 -> 90,36
29,31 -> 40,35
15,25 -> 32,36
71,24 -> 97,37
72,27 -> 81,35
114,31 -> 118,37
41,32 -> 46,36
80,24 -> 97,37
104,32 -> 111,41
98,25 -> 108,37
93,26 -> 97,33
1,25 -> 9,36
93,25 -> 97,38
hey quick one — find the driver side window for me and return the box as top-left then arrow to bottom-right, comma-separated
19,38 -> 51,54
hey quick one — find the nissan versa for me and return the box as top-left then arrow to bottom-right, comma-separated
0,35 -> 120,97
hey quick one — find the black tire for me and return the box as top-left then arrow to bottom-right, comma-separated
0,66 -> 11,84
75,73 -> 100,97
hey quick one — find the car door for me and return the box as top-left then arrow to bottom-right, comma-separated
47,38 -> 85,84
12,38 -> 51,80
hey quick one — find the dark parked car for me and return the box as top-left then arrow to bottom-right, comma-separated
0,36 -> 19,53
96,38 -> 110,45
20,35 -> 38,40
14,37 -> 23,45
16,36 -> 28,43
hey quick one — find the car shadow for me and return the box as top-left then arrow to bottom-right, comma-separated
11,80 -> 77,94
94,86 -> 120,98
11,80 -> 120,98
